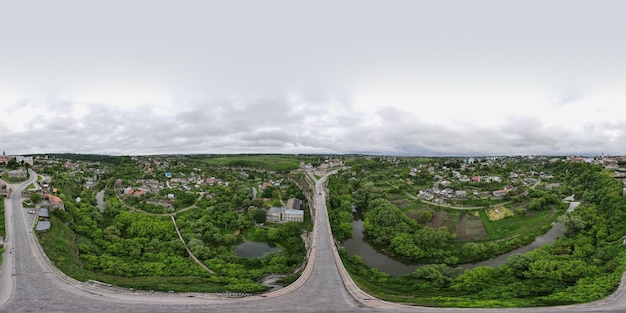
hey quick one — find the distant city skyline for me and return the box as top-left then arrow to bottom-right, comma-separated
1,1 -> 626,156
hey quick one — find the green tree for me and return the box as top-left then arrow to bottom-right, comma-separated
558,212 -> 587,237
248,207 -> 267,224
452,266 -> 498,292
30,192 -> 42,204
419,211 -> 433,224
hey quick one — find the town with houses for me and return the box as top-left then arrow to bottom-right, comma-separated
1,151 -> 626,234
390,155 -> 626,206
1,152 -> 341,231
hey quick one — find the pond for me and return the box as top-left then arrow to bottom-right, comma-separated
234,239 -> 282,258
341,201 -> 580,276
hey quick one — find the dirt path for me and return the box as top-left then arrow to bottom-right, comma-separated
114,187 -> 215,273
171,216 -> 215,274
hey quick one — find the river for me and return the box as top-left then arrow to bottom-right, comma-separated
342,201 -> 579,276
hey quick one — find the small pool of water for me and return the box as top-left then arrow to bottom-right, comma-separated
234,239 -> 282,258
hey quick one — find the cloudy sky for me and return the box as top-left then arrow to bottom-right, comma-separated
1,1 -> 626,156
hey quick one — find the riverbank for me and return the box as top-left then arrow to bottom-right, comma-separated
342,201 -> 579,275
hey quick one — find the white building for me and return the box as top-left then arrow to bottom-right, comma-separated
266,198 -> 304,223
15,156 -> 34,166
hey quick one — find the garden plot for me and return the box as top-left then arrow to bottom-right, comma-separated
456,212 -> 488,240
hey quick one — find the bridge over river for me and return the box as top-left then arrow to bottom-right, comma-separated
1,169 -> 626,313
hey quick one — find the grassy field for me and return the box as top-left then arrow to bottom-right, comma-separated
487,209 -> 555,239
202,155 -> 318,171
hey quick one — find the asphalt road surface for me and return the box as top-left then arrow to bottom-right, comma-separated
1,170 -> 626,313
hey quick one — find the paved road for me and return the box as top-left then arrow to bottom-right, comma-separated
1,169 -> 626,313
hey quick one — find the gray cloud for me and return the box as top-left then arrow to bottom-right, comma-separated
1,95 -> 625,156
2,1 -> 626,156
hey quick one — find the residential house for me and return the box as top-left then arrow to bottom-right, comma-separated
418,190 -> 435,201
492,189 -> 507,197
0,156 -> 11,165
455,190 -> 467,198
442,188 -> 454,197
42,193 -> 64,211
133,189 -> 146,197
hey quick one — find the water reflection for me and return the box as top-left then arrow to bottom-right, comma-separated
234,239 -> 282,258
341,202 -> 579,276
342,218 -> 419,276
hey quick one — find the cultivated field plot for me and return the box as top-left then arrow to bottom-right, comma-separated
456,212 -> 488,240
391,198 -> 411,209
421,210 -> 488,240
429,211 -> 447,228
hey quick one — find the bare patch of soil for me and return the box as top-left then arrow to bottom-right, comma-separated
391,199 -> 410,209
429,211 -> 447,228
405,210 -> 420,221
456,213 -> 467,239
459,216 -> 489,240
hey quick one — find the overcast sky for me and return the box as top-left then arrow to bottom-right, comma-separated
1,1 -> 626,156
